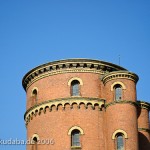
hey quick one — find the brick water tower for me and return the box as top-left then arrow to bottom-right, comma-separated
22,59 -> 150,150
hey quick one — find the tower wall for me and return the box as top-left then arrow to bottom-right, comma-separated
22,59 -> 150,150
26,73 -> 102,109
26,102 -> 105,150
103,78 -> 137,103
23,59 -> 112,150
137,103 -> 150,150
106,104 -> 139,150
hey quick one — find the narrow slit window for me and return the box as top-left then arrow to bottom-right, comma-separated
71,129 -> 80,147
71,80 -> 80,96
32,137 -> 38,150
116,134 -> 124,150
32,89 -> 38,102
114,84 -> 122,101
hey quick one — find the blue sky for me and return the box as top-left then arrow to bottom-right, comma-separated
0,0 -> 150,149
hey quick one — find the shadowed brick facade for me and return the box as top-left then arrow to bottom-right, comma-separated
22,59 -> 150,150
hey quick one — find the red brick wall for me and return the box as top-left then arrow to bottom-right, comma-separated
106,104 -> 139,150
138,108 -> 149,129
26,72 -> 106,150
104,78 -> 139,150
138,108 -> 150,149
26,104 -> 105,150
24,69 -> 149,150
26,73 -> 102,109
103,78 -> 137,103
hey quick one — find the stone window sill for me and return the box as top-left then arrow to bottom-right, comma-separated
71,146 -> 81,149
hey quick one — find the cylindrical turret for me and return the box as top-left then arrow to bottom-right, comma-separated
137,101 -> 150,150
102,71 -> 139,150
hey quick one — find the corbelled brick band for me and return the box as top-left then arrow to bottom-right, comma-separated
22,58 -> 150,150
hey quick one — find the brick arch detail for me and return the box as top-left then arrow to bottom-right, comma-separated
68,126 -> 84,135
31,133 -> 40,143
68,77 -> 83,86
31,87 -> 39,96
111,81 -> 126,91
112,129 -> 128,139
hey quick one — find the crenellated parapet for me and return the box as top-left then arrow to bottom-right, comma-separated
22,59 -> 126,91
24,97 -> 105,126
101,71 -> 139,85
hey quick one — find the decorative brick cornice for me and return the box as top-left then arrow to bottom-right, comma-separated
138,128 -> 150,133
22,59 -> 127,91
105,100 -> 138,109
24,97 -> 105,126
137,101 -> 150,110
105,100 -> 150,111
101,71 -> 139,85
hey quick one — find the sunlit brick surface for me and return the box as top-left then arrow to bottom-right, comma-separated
23,59 -> 150,150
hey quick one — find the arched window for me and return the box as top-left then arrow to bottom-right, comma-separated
32,137 -> 38,150
32,89 -> 38,102
71,80 -> 80,96
114,84 -> 122,101
116,133 -> 124,150
71,129 -> 81,147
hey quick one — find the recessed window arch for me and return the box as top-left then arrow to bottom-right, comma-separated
68,77 -> 83,86
68,126 -> 84,135
71,129 -> 80,147
112,129 -> 128,150
31,87 -> 38,102
116,133 -> 124,150
33,136 -> 38,143
68,77 -> 83,97
111,82 -> 126,101
31,134 -> 39,150
71,80 -> 80,96
114,84 -> 122,101
68,126 -> 84,148
32,89 -> 37,97
111,82 -> 126,91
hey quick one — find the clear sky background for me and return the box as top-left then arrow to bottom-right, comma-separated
0,0 -> 150,149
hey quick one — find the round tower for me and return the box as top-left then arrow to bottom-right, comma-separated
137,101 -> 150,150
22,58 -> 150,150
